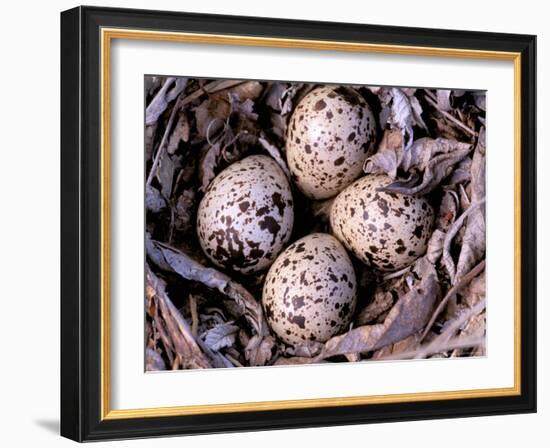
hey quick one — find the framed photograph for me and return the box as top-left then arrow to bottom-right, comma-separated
60,6 -> 536,442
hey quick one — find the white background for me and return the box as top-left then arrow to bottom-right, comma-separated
0,0 -> 546,447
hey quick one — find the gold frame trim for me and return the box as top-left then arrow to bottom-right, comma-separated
100,28 -> 522,421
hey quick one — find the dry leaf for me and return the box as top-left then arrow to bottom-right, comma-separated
146,77 -> 187,125
147,240 -> 269,345
174,189 -> 195,230
145,185 -> 166,213
245,334 -> 276,366
379,138 -> 472,196
363,128 -> 404,178
378,87 -> 415,150
146,267 -> 211,369
355,289 -> 394,326
317,258 -> 440,359
145,348 -> 166,371
156,151 -> 180,199
455,129 -> 486,281
258,136 -> 291,178
201,322 -> 239,351
199,142 -> 222,192
436,89 -> 453,112
425,229 -> 446,264
166,110 -> 190,155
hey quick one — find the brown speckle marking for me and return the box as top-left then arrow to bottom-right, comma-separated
314,99 -> 327,110
334,156 -> 345,166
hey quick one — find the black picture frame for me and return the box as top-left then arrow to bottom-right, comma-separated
61,5 -> 537,442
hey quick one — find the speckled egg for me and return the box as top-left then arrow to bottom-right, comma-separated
197,155 -> 294,274
330,174 -> 434,271
286,86 -> 377,199
262,233 -> 357,346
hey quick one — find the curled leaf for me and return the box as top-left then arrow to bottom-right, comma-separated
455,128 -> 486,281
379,138 -> 472,196
201,322 -> 239,351
378,87 -> 415,150
363,129 -> 404,178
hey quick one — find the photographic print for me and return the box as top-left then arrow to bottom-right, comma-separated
144,77 -> 487,371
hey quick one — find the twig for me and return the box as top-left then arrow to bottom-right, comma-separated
383,265 -> 411,281
189,295 -> 199,338
379,336 -> 485,361
145,94 -> 183,187
420,263 -> 486,343
146,77 -> 187,125
224,353 -> 244,368
146,267 -> 211,369
424,94 -> 478,137
417,298 -> 486,359
153,317 -> 174,365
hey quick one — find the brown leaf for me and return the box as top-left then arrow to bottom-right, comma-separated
462,271 -> 486,307
265,82 -> 303,115
452,311 -> 486,357
436,189 -> 458,231
436,89 -> 453,112
148,241 -> 269,344
273,356 -> 320,366
284,340 -> 324,358
258,136 -> 291,178
363,129 -> 403,178
145,185 -> 166,213
228,81 -> 263,101
317,258 -> 440,359
455,129 -> 486,281
174,189 -> 195,230
371,334 -> 419,360
199,142 -> 222,192
441,199 -> 485,281
378,87 -> 415,150
425,229 -> 446,264
447,156 -> 472,185
166,110 -> 190,155
245,335 -> 276,366
355,289 -> 394,326
146,77 -> 187,125
156,151 -> 180,199
472,92 -> 486,111
201,322 -> 239,351
146,267 -> 211,369
380,138 -> 472,196
194,97 -> 228,140
145,123 -> 157,162
145,348 -> 166,371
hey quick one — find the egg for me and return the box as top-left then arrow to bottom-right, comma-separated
330,174 -> 434,271
262,233 -> 357,346
197,155 -> 294,274
286,85 -> 377,199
